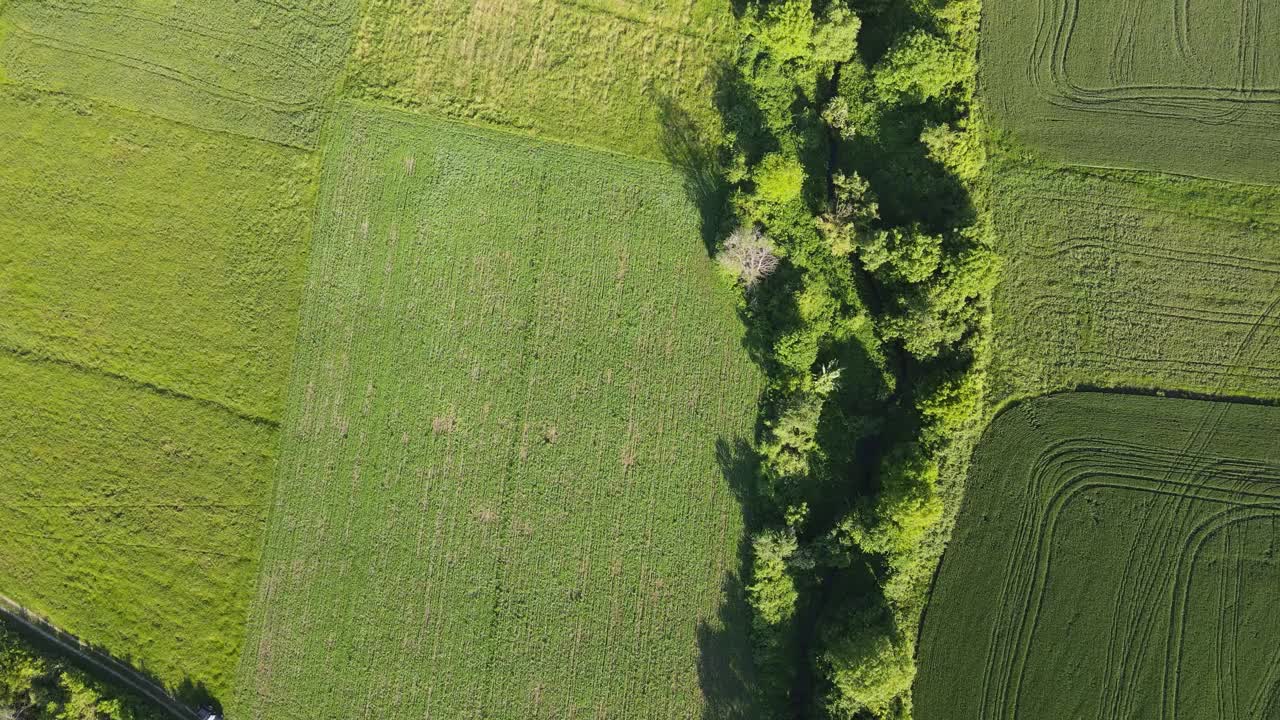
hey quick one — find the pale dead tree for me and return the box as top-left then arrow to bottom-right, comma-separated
718,225 -> 779,287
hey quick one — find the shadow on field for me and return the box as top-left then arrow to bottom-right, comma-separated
695,437 -> 764,720
653,89 -> 728,257
0,604 -> 222,720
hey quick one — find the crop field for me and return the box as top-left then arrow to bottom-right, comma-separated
982,0 -> 1280,181
0,0 -> 356,148
0,351 -> 276,700
986,158 -> 1280,406
346,0 -> 736,158
916,392 -> 1280,719
0,85 -> 315,422
232,104 -> 761,720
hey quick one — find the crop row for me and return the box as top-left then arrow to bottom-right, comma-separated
232,105 -> 761,719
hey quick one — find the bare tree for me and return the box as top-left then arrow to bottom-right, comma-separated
718,225 -> 779,287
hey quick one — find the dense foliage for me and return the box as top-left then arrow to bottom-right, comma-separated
694,0 -> 998,715
0,623 -> 164,720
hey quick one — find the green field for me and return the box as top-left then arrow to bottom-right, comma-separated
982,0 -> 1280,181
0,85 -> 316,422
987,156 -> 1280,407
0,84 -> 314,698
0,352 -> 276,700
0,0 -> 356,147
916,392 -> 1280,719
231,104 -> 761,719
345,0 -> 735,158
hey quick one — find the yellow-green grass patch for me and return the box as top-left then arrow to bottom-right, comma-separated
0,85 -> 316,422
345,0 -> 736,159
0,0 -> 357,148
987,157 -> 1280,407
0,351 -> 277,701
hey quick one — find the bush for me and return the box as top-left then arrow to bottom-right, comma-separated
0,625 -> 159,720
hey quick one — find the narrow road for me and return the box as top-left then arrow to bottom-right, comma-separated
0,594 -> 197,720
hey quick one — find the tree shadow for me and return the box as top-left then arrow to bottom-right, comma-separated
0,605 -> 220,720
652,60 -> 781,258
653,86 -> 729,257
696,436 -> 766,720
175,677 -> 220,714
839,106 -> 976,234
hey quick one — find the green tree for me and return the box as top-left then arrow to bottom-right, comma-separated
873,30 -> 968,103
820,606 -> 915,719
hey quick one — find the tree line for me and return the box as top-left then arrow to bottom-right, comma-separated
0,622 -> 165,720
690,0 -> 995,716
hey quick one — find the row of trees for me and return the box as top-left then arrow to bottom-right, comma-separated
703,0 -> 995,716
0,624 -> 163,720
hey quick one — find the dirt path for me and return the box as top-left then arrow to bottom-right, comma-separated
0,594 -> 197,720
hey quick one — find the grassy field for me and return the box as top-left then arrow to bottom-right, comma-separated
0,84 -> 316,701
0,85 -> 316,422
345,0 -> 736,158
916,392 -> 1280,720
232,103 -> 761,720
986,154 -> 1280,407
981,0 -> 1280,181
0,352 -> 276,701
0,0 -> 356,148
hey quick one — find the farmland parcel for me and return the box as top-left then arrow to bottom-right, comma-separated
986,158 -> 1280,407
916,392 -> 1280,720
982,0 -> 1280,181
346,0 -> 736,158
233,104 -> 761,719
0,0 -> 356,147
0,85 -> 315,696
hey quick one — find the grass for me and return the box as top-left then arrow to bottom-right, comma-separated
345,0 -> 737,159
985,151 -> 1280,408
0,351 -> 277,702
0,84 -> 318,704
0,0 -> 357,148
980,0 -> 1280,182
0,85 -> 316,422
915,392 -> 1280,720
232,103 -> 762,720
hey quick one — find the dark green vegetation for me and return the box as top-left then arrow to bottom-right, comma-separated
675,0 -> 997,716
981,0 -> 1280,182
987,156 -> 1280,407
916,393 -> 1280,720
0,620 -> 165,720
231,104 -> 762,719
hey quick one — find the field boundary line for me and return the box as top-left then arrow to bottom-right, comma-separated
0,342 -> 280,429
0,75 -> 317,152
0,594 -> 197,720
340,97 -> 686,174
